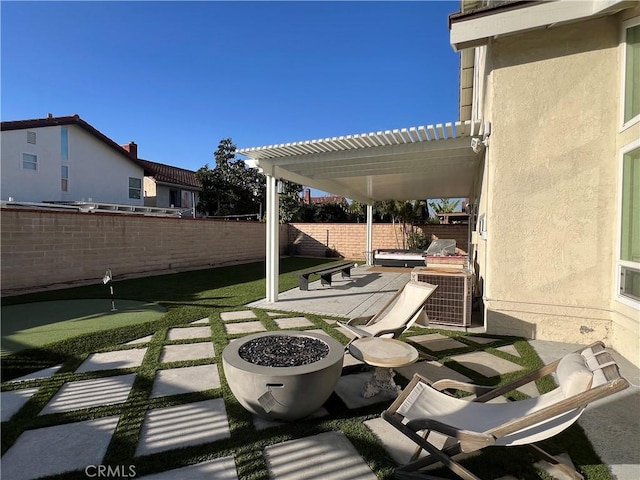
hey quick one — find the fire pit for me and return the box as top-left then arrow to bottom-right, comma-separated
222,331 -> 344,421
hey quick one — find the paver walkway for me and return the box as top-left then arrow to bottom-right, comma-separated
2,309 -> 637,479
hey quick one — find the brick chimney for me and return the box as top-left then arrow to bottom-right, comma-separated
122,141 -> 138,159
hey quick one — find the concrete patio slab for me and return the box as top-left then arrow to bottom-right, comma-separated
138,456 -> 238,480
273,316 -> 314,329
224,321 -> 266,335
406,333 -> 467,352
449,351 -> 523,378
395,360 -> 471,383
75,348 -> 147,373
150,364 -> 220,398
159,342 -> 215,363
190,317 -> 210,325
220,310 -> 256,321
335,372 -> 397,409
135,398 -> 230,456
1,387 -> 39,421
166,326 -> 211,340
7,364 -> 62,382
248,266 -> 411,319
40,374 -> 136,415
264,431 -> 377,480
126,335 -> 154,345
1,415 -> 120,480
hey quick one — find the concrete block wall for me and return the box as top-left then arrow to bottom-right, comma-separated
0,208 -> 287,292
0,209 -> 468,292
288,223 -> 469,260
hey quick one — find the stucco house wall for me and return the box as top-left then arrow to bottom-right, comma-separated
1,123 -> 145,205
473,9 -> 639,365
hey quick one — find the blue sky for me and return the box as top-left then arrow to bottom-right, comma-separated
2,1 -> 461,179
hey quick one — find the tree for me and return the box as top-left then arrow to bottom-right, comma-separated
278,180 -> 303,222
375,200 -> 428,248
196,138 -> 265,218
428,198 -> 461,214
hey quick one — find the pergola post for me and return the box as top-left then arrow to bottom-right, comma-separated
366,204 -> 373,265
265,174 -> 279,302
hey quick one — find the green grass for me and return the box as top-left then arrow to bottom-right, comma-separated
0,258 -> 613,480
1,299 -> 165,356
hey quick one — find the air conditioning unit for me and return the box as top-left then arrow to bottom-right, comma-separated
411,267 -> 473,326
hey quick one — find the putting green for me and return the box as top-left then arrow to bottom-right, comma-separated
1,299 -> 166,356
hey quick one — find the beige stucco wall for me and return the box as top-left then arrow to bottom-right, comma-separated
475,12 -> 639,366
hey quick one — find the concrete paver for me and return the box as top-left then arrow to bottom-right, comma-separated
190,317 -> 210,325
166,326 -> 211,340
138,457 -> 238,479
40,374 -> 136,415
1,387 -> 39,421
406,333 -> 467,352
449,351 -> 523,378
126,335 -> 154,345
224,321 -> 266,335
273,316 -> 314,329
334,372 -> 397,408
150,364 -> 220,398
396,360 -> 471,383
496,344 -> 521,357
264,431 -> 378,480
0,416 -> 120,480
76,348 -> 147,373
160,342 -> 215,363
7,364 -> 61,382
460,335 -> 501,345
136,398 -> 230,456
220,310 -> 256,321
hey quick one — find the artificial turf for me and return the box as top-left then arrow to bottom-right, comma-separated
0,258 -> 613,480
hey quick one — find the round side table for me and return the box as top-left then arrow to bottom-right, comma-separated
348,337 -> 418,398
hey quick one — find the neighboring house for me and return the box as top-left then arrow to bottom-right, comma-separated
1,114 -> 146,205
449,0 -> 640,365
136,158 -> 201,212
301,188 -> 346,205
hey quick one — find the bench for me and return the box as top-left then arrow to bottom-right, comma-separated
298,261 -> 355,291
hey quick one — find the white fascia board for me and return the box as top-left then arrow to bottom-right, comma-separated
450,0 -> 634,51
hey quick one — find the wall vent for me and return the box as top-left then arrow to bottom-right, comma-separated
27,131 -> 36,144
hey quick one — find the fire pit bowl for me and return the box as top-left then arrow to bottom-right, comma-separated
222,331 -> 344,421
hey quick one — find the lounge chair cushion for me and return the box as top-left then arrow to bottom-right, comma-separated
556,353 -> 593,398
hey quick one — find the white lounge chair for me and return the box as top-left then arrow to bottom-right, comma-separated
382,341 -> 630,480
338,280 -> 438,347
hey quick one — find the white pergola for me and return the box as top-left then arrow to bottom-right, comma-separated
238,119 -> 489,302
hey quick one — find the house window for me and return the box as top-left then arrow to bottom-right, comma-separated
618,143 -> 640,305
129,177 -> 142,199
622,18 -> 640,128
61,166 -> 69,192
22,153 -> 37,170
61,127 -> 69,161
27,131 -> 36,144
169,189 -> 181,208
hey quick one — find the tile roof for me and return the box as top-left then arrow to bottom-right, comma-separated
138,159 -> 201,189
1,114 -> 145,169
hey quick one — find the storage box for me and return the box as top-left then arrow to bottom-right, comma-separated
411,267 -> 473,326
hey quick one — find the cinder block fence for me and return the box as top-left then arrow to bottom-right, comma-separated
0,208 -> 467,293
